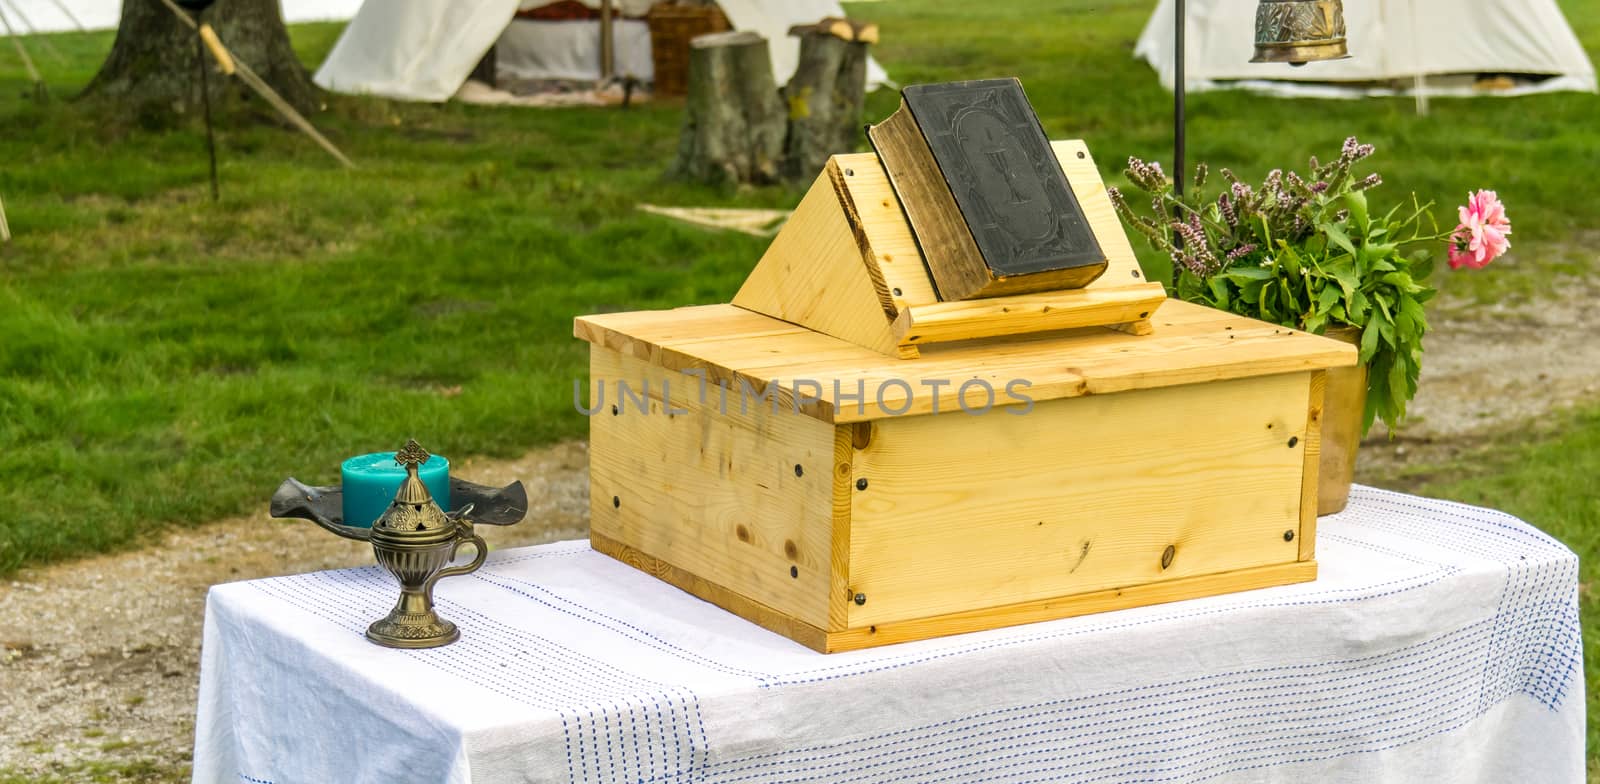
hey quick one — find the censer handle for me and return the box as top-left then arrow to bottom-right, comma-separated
427,532 -> 488,591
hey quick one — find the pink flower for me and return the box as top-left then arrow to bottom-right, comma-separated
1448,189 -> 1511,269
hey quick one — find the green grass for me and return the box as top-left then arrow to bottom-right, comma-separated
857,0 -> 1600,303
0,758 -> 183,784
0,23 -> 786,570
0,0 -> 1594,773
1,3 -> 1593,574
2,2 -> 1593,572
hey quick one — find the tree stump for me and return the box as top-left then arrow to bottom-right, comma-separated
782,20 -> 875,180
82,0 -> 317,117
671,31 -> 786,185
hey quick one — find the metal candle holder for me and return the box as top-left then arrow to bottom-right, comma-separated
270,439 -> 528,648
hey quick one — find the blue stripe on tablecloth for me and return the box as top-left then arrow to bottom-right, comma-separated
701,619 -> 1494,783
236,487 -> 1578,783
249,569 -> 709,784
470,568 -> 776,681
680,489 -> 1581,784
760,544 -> 1457,689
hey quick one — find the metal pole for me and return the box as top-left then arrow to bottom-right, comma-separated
196,14 -> 219,201
1174,0 -> 1186,198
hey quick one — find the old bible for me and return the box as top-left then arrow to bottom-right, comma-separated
868,78 -> 1107,300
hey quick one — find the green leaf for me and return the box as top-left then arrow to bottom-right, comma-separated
1206,276 -> 1232,309
1303,310 -> 1327,334
1380,271 -> 1422,293
1411,249 -> 1437,281
1344,190 -> 1370,232
1316,285 -> 1341,315
1359,319 -> 1381,363
1387,361 -> 1409,418
1399,296 -> 1428,336
1395,308 -> 1415,339
1328,262 -> 1359,298
1279,245 -> 1303,277
1221,266 -> 1274,282
1348,289 -> 1369,322
1320,222 -> 1358,258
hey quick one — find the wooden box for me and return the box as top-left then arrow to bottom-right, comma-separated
576,142 -> 1355,652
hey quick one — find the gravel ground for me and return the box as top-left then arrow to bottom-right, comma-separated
1358,278 -> 1600,480
0,442 -> 591,781
1,284 -> 1595,782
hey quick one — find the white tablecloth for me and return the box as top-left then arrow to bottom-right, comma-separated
192,487 -> 1584,784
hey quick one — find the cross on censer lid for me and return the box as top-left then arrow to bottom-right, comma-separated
373,439 -> 449,533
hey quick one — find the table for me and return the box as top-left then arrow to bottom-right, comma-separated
192,487 -> 1584,783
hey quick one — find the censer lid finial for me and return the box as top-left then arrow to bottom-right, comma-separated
374,439 -> 448,532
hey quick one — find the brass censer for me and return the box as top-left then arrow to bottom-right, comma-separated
270,439 -> 529,648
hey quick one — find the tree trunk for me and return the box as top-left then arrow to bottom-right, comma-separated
82,0 -> 316,116
671,31 -> 786,185
782,32 -> 869,180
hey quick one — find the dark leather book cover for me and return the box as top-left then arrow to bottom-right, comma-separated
901,78 -> 1105,277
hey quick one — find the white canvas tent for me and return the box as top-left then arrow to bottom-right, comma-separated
5,0 -> 363,33
315,0 -> 890,103
1136,0 -> 1596,97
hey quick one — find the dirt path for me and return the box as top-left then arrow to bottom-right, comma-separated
1358,277 -> 1600,482
1,286 -> 1596,782
0,443 -> 591,781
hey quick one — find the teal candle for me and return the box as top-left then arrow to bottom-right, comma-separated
341,451 -> 450,528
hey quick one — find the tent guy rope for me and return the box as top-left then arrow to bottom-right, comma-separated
0,0 -> 66,64
154,0 -> 355,169
0,0 -> 43,93
43,0 -> 87,34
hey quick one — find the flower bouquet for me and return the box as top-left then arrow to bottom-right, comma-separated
1109,137 -> 1510,433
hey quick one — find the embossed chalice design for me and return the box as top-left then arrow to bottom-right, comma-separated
270,439 -> 528,648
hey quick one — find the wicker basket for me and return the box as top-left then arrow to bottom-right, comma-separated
647,4 -> 732,97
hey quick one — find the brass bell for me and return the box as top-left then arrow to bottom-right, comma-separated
1251,0 -> 1351,66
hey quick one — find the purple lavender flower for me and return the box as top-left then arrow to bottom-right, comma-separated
1354,173 -> 1383,191
1341,136 -> 1376,163
1227,243 -> 1258,260
1218,192 -> 1238,228
1170,217 -> 1219,274
1125,157 -> 1170,191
